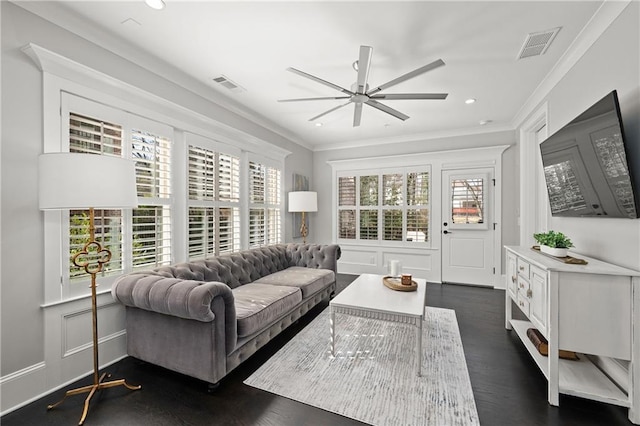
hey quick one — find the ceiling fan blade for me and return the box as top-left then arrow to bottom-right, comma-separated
365,99 -> 409,121
356,45 -> 373,94
367,59 -> 445,96
287,67 -> 353,95
369,93 -> 448,100
278,96 -> 351,102
308,101 -> 352,122
353,103 -> 364,127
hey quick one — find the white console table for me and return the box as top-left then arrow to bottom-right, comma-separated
504,246 -> 640,424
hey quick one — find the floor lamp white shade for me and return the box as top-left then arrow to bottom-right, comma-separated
288,191 -> 318,213
39,153 -> 138,210
37,152 -> 141,425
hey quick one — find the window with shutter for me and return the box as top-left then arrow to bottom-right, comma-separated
66,111 -> 174,278
187,144 -> 241,258
337,169 -> 430,245
338,176 -> 357,240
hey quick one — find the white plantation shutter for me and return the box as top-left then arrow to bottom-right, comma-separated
188,146 -> 215,201
249,161 -> 282,248
132,129 -> 171,199
188,207 -> 215,259
338,176 -> 357,240
132,127 -> 172,268
218,207 -> 240,253
187,141 -> 241,258
69,209 -> 123,280
338,176 -> 356,206
132,205 -> 172,268
219,153 -> 240,202
406,172 -> 429,242
70,113 -> 123,156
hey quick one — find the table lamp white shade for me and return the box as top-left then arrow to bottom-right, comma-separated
288,191 -> 317,213
38,153 -> 138,210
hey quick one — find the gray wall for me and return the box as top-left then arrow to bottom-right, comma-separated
0,2 -> 312,377
523,2 -> 640,270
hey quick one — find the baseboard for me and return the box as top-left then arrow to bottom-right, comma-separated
0,355 -> 128,416
495,274 -> 507,290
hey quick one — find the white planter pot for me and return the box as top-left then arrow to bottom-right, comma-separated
540,245 -> 569,257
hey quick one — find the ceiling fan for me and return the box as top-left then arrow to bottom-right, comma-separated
278,45 -> 448,127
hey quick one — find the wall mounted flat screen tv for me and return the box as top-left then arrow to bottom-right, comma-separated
540,90 -> 638,218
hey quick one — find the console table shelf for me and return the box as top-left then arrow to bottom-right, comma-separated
505,246 -> 640,424
510,319 -> 629,407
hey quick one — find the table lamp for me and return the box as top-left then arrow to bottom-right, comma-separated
288,191 -> 317,244
38,153 -> 140,425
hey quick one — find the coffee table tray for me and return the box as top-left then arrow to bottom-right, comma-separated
382,276 -> 417,292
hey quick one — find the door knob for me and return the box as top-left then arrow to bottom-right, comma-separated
443,230 -> 452,234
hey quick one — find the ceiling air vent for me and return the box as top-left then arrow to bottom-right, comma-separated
517,27 -> 561,60
212,75 -> 246,93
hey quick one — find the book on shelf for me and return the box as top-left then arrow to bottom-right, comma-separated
526,328 -> 579,360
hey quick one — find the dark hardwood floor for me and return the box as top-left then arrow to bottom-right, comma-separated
2,274 -> 633,425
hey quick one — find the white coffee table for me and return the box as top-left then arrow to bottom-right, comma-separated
329,273 -> 427,376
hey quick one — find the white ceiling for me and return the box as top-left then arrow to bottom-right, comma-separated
17,1 -> 604,150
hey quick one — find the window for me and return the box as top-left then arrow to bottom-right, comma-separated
36,51 -> 291,303
187,143 -> 241,259
249,160 -> 282,248
337,169 -> 430,244
66,110 -> 173,281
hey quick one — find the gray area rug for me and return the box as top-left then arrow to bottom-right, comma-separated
244,306 -> 479,426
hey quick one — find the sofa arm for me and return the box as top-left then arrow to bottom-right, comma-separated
286,243 -> 341,275
112,274 -> 237,352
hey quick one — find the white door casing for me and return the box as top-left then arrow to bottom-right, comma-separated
442,168 -> 495,286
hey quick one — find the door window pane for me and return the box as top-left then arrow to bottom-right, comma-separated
451,178 -> 484,224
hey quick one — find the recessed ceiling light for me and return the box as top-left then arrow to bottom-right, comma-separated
145,0 -> 165,10
479,120 -> 493,125
465,98 -> 476,104
315,122 -> 323,127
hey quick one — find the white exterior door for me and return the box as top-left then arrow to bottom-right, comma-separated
441,168 -> 495,286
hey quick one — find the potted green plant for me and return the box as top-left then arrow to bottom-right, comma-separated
533,230 -> 574,257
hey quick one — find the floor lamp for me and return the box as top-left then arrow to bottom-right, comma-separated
38,153 -> 141,425
288,191 -> 317,244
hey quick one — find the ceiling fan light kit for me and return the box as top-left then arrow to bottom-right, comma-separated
279,45 -> 448,127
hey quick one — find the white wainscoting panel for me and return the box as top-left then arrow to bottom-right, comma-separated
1,291 -> 128,415
338,244 -> 441,282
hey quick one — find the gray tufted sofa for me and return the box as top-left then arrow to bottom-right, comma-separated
111,243 -> 340,387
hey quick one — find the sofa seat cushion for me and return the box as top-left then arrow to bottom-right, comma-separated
254,267 -> 334,298
233,283 -> 301,338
